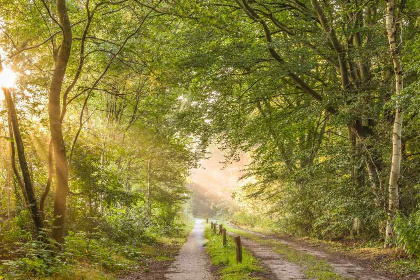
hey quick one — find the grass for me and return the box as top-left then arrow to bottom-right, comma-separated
204,225 -> 266,280
37,263 -> 115,280
225,225 -> 348,280
0,223 -> 194,280
388,258 -> 420,275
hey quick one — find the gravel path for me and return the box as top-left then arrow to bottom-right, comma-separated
232,225 -> 394,280
165,219 -> 214,280
227,231 -> 307,280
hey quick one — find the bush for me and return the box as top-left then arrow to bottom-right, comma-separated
0,217 -> 31,258
231,211 -> 273,229
0,238 -> 63,279
63,231 -> 137,272
394,211 -> 420,257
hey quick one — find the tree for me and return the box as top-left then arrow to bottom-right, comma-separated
1,60 -> 43,233
155,0 -> 418,240
384,0 -> 404,247
48,0 -> 73,244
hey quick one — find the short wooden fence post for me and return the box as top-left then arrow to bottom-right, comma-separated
213,223 -> 217,234
234,236 -> 242,263
219,224 -> 222,235
211,222 -> 214,230
222,229 -> 227,246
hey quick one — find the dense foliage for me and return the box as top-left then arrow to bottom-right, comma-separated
1,0 -> 420,278
153,0 -> 420,247
0,0 -> 197,278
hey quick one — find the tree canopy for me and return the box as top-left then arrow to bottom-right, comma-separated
1,0 -> 420,278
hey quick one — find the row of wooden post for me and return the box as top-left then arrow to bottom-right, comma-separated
208,219 -> 242,263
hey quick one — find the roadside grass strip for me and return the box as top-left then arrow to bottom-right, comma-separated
204,226 -> 266,280
225,225 -> 348,280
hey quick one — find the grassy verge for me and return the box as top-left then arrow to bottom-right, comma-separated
204,225 -> 266,280
225,225 -> 347,280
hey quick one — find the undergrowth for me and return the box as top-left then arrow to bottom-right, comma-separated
0,220 -> 192,280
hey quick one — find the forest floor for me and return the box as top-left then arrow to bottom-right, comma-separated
117,244 -> 178,280
227,224 -> 420,280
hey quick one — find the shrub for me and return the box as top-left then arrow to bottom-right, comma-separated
394,211 -> 420,257
0,238 -> 62,279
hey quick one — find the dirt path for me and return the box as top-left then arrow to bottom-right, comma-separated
227,231 -> 307,280
232,225 -> 394,280
165,219 -> 215,280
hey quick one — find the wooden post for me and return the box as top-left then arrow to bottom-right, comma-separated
211,222 -> 214,230
222,229 -> 227,246
213,223 -> 217,234
234,236 -> 242,263
206,218 -> 208,224
219,224 -> 222,235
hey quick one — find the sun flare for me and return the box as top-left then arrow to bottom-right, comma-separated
0,68 -> 16,88
0,67 -> 16,89
0,67 -> 16,101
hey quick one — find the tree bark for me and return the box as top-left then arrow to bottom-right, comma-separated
146,159 -> 151,226
7,111 -> 27,205
4,88 -> 44,232
5,139 -> 12,219
49,0 -> 72,244
40,139 -> 53,221
311,0 -> 351,89
384,0 -> 403,247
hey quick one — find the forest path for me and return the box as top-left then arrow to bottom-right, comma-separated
165,219 -> 215,280
226,231 -> 307,279
230,225 -> 394,280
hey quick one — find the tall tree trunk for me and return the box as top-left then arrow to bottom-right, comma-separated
384,0 -> 403,247
4,88 -> 44,232
146,159 -> 151,227
49,0 -> 72,244
40,140 -> 53,221
0,126 -> 3,214
7,171 -> 11,219
8,112 -> 27,206
6,136 -> 12,219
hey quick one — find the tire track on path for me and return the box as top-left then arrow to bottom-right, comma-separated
226,230 -> 308,280
231,225 -> 394,280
